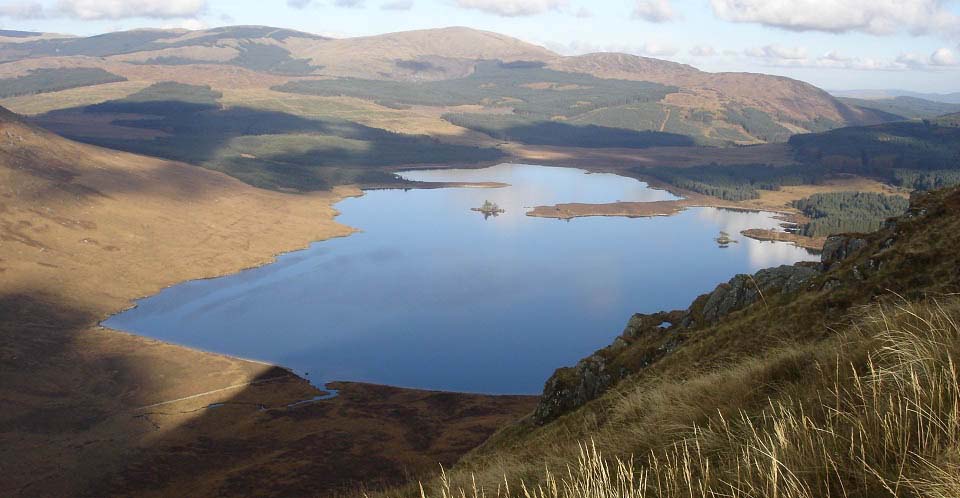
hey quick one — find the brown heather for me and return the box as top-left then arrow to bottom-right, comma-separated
406,298 -> 960,498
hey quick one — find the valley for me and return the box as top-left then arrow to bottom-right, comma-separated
1,21 -> 959,498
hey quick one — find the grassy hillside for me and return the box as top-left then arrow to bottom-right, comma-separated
275,61 -> 675,114
0,26 -> 892,149
0,26 -> 327,75
0,67 -> 126,98
0,106 -> 536,496
33,82 -> 504,190
390,183 -> 960,498
790,118 -> 960,190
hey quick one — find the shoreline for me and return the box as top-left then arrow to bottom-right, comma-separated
3,140 -> 882,494
0,123 -> 541,496
99,160 -> 858,390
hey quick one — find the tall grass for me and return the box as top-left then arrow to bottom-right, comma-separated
412,299 -> 960,498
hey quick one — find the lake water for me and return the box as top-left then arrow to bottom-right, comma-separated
105,164 -> 819,394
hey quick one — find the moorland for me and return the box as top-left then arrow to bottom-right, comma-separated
2,25 -> 960,497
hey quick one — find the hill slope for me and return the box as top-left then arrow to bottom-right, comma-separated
0,107 -> 535,496
402,180 -> 960,498
552,52 -> 884,134
788,116 -> 960,191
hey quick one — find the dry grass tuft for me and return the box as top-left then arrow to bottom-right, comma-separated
404,298 -> 960,498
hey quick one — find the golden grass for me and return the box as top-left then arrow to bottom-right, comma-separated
405,298 -> 960,498
0,80 -> 152,115
219,88 -> 497,146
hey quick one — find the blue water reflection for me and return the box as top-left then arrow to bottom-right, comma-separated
105,164 -> 817,394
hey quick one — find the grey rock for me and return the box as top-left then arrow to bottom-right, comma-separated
701,265 -> 817,324
534,352 -> 614,425
532,263 -> 818,425
533,311 -> 677,425
821,235 -> 869,271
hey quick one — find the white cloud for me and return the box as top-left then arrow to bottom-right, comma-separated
334,0 -> 365,7
821,50 -> 852,63
0,1 -> 44,18
710,0 -> 960,36
547,39 -> 678,58
689,45 -> 717,57
737,45 -> 960,71
931,47 -> 959,66
455,0 -> 565,17
56,0 -> 206,19
638,41 -> 678,56
574,6 -> 591,18
896,52 -> 927,68
745,44 -> 808,60
633,0 -> 675,22
381,0 -> 413,9
287,0 -> 313,8
175,18 -> 206,30
815,52 -> 903,70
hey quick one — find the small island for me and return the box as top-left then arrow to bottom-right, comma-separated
471,200 -> 505,219
715,231 -> 739,248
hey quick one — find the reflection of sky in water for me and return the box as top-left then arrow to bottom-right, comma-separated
106,164 -> 818,394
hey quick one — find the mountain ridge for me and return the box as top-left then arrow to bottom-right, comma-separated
0,25 -> 891,149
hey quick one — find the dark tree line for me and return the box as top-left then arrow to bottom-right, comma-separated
791,192 -> 909,237
0,67 -> 126,98
644,163 -> 829,201
892,169 -> 960,191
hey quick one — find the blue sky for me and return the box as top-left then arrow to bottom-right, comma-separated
2,0 -> 959,92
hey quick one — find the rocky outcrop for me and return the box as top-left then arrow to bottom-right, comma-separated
533,311 -> 679,424
533,264 -> 819,425
694,265 -> 818,325
820,235 -> 869,271
533,353 -> 615,425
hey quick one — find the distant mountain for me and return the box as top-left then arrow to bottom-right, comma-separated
293,26 -> 558,80
832,89 -> 960,104
0,25 -> 894,151
838,96 -> 960,120
552,52 -> 883,138
0,29 -> 43,38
